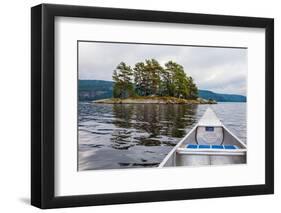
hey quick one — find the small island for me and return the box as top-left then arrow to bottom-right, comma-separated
94,59 -> 216,104
94,97 -> 216,104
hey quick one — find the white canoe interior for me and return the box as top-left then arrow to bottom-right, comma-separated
159,107 -> 247,168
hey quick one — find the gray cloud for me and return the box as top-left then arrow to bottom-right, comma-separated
79,42 -> 247,95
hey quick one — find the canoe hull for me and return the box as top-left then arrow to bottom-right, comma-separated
159,120 -> 247,168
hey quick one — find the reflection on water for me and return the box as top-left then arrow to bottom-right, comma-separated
78,102 -> 246,171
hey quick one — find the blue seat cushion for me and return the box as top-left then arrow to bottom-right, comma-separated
186,144 -> 237,150
186,144 -> 198,149
211,145 -> 224,149
224,145 -> 237,149
198,145 -> 210,149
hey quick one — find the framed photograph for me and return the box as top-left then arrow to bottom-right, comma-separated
31,4 -> 274,209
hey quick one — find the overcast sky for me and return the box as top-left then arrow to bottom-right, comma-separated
78,41 -> 247,96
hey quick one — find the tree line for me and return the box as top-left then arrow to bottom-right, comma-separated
112,59 -> 198,99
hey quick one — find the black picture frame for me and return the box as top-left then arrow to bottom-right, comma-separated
31,3 -> 274,209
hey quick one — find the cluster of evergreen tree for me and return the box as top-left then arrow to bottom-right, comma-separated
112,59 -> 198,99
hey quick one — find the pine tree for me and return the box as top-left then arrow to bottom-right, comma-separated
112,62 -> 134,98
134,62 -> 147,96
187,77 -> 198,99
164,61 -> 187,98
145,59 -> 162,96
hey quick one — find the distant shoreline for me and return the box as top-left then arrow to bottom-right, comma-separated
92,96 -> 217,104
79,80 -> 247,102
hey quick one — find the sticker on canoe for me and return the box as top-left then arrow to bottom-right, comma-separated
205,126 -> 214,131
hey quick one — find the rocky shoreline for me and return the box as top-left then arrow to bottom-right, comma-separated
93,97 -> 217,104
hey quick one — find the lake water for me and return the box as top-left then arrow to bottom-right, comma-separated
78,102 -> 246,171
